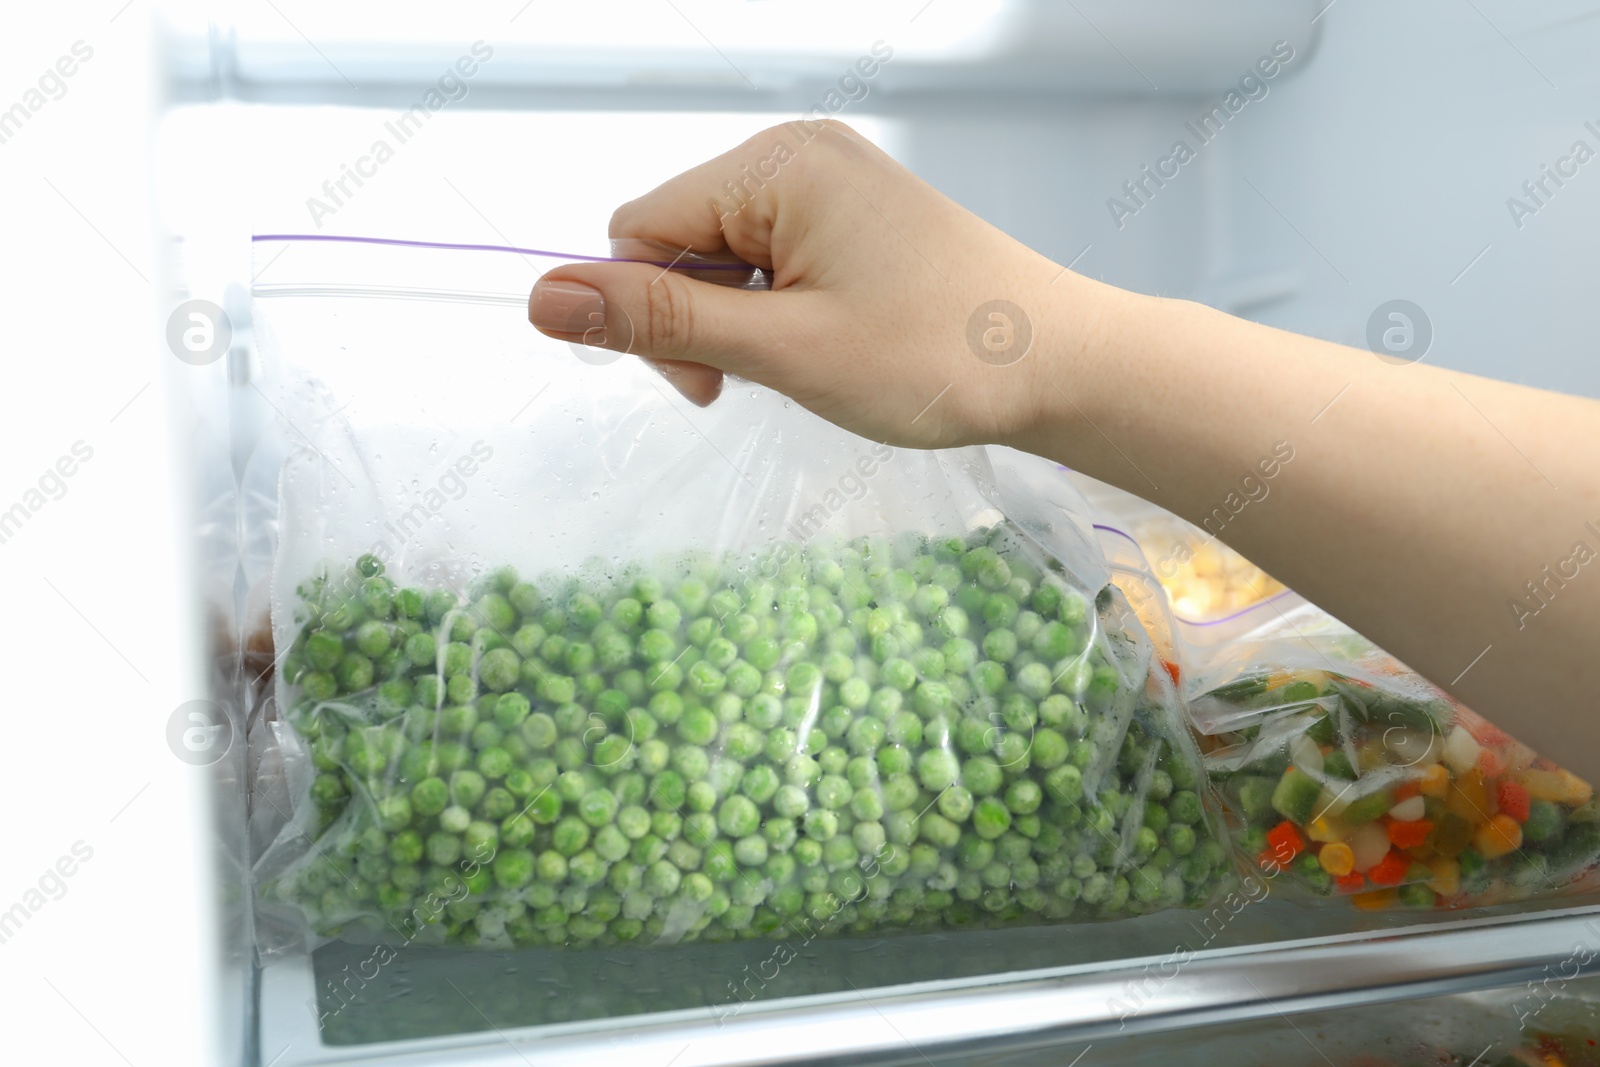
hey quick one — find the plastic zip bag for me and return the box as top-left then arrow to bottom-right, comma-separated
246,234 -> 1230,953
1064,476 -> 1600,911
1182,594 -> 1600,910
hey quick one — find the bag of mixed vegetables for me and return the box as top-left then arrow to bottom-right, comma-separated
246,234 -> 1230,953
1184,596 -> 1600,911
1062,472 -> 1286,629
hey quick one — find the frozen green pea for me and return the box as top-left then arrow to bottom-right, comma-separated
718,795 -> 761,838
645,599 -> 682,633
972,797 -> 1012,840
846,716 -> 886,755
937,786 -> 974,822
960,755 -> 998,796
411,777 -> 449,817
686,780 -> 717,813
426,832 -> 462,866
685,811 -> 717,848
725,662 -> 763,699
630,834 -> 669,868
706,758 -> 744,798
592,734 -> 635,774
579,789 -> 619,827
449,770 -> 486,810
686,661 -> 726,698
436,805 -> 471,836
1168,791 -> 1203,826
913,682 -> 954,717
569,850 -> 607,887
1005,780 -> 1042,815
813,774 -> 850,811
337,654 -> 374,693
476,648 -> 518,692
671,744 -> 710,781
844,755 -> 879,791
354,620 -> 392,658
733,834 -> 768,867
464,820 -> 499,862
612,771 -> 649,808
764,817 -> 799,853
803,809 -> 839,841
501,813 -> 537,849
553,817 -> 590,856
819,710 -> 857,742
870,687 -> 908,723
535,850 -> 568,883
956,834 -> 994,871
837,676 -> 872,711
879,658 -> 916,692
709,692 -> 742,725
476,747 -> 512,780
389,830 -> 424,865
917,749 -> 961,792
518,713 -> 556,752
703,841 -> 738,882
648,691 -> 684,726
594,825 -> 631,863
877,744 -> 913,778
509,624 -> 545,659
769,783 -> 808,819
636,630 -> 675,664
932,605 -> 969,640
741,765 -> 781,804
678,705 -> 719,746
375,796 -> 411,833
879,774 -> 918,812
919,813 -> 961,850
817,746 -> 849,776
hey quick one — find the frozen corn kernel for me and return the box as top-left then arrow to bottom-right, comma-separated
1519,767 -> 1594,808
1473,813 -> 1523,860
1306,815 -> 1349,844
1558,769 -> 1594,807
1425,856 -> 1460,897
1445,768 -> 1492,825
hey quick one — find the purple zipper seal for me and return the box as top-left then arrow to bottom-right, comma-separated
1091,523 -> 1140,549
251,233 -> 758,272
1175,590 -> 1297,627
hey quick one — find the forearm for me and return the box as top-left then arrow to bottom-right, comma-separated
1018,281 -> 1600,779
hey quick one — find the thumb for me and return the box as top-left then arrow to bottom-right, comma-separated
528,263 -> 806,406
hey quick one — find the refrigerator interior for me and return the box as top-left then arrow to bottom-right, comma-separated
147,2 -> 1600,1063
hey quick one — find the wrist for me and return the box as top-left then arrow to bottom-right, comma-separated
1001,275 -> 1169,465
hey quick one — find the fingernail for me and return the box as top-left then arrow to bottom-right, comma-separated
530,279 -> 604,336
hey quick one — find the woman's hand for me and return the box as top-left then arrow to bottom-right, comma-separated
528,120 -> 1124,450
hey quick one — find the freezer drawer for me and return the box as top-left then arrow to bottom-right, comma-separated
254,899 -> 1600,1065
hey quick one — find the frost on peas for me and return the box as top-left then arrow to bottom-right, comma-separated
281,538 -> 1220,946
